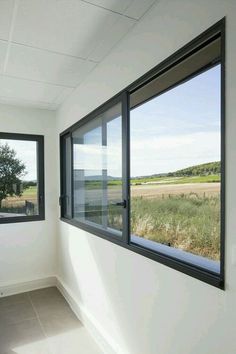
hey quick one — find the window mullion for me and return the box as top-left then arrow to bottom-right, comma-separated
102,119 -> 108,229
71,132 -> 74,220
122,91 -> 130,244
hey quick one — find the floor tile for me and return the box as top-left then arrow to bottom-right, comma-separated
0,288 -> 104,354
0,318 -> 51,354
32,297 -> 72,317
0,301 -> 36,326
40,310 -> 82,337
0,293 -> 29,309
28,287 -> 64,303
47,326 -> 103,354
29,287 -> 72,317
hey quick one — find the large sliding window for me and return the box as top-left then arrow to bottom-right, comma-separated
0,133 -> 45,223
60,19 -> 225,288
130,63 -> 221,274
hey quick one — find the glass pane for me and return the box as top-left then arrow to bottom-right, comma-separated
73,102 -> 123,235
130,65 -> 221,264
0,139 -> 38,218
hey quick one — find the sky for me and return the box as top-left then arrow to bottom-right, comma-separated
0,139 -> 37,181
130,64 -> 221,177
74,64 -> 221,178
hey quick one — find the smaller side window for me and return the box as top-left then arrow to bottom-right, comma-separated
0,133 -> 44,223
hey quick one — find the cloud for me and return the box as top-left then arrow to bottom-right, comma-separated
130,131 -> 220,176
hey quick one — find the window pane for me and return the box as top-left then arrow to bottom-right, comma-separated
73,102 -> 123,235
130,65 -> 221,266
0,139 -> 39,218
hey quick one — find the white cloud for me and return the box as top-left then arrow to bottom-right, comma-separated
131,131 -> 220,176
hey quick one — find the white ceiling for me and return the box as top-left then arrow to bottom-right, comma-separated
0,0 -> 156,110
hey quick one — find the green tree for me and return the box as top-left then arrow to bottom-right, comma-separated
0,143 -> 27,208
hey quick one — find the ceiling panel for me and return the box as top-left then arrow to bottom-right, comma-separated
6,44 -> 97,87
88,15 -> 135,62
12,0 -> 127,59
0,0 -> 14,41
0,40 -> 8,73
0,75 -> 65,105
82,0 -> 133,14
52,87 -> 74,106
124,0 -> 157,19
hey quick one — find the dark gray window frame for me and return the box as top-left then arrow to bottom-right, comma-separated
0,132 -> 45,224
60,18 -> 225,289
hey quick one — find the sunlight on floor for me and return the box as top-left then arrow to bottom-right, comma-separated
0,287 -> 103,354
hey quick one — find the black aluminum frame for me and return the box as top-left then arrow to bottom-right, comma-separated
60,18 -> 225,289
0,132 -> 45,224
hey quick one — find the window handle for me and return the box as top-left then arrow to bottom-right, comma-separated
59,195 -> 64,206
59,195 -> 69,206
39,195 -> 44,204
113,200 -> 127,208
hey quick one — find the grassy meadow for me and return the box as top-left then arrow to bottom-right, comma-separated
129,162 -> 221,261
131,193 -> 220,261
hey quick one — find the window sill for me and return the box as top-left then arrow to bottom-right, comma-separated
0,215 -> 45,224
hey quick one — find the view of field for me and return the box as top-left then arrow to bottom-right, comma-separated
72,162 -> 221,262
131,186 -> 220,261
0,138 -> 38,217
130,162 -> 220,261
0,186 -> 38,216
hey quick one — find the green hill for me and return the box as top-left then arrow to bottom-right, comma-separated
168,161 -> 220,177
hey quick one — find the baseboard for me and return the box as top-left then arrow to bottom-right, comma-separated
0,276 -> 57,297
56,276 -> 122,354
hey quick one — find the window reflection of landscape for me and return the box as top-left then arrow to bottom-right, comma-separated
72,102 -> 123,235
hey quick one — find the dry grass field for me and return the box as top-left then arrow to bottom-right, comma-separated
130,183 -> 220,261
131,182 -> 220,198
0,186 -> 38,215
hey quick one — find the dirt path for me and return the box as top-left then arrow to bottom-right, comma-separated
131,182 -> 220,198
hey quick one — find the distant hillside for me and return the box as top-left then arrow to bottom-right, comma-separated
167,161 -> 220,177
74,162 -> 220,181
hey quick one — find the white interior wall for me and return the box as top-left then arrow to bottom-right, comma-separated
0,104 -> 57,288
56,1 -> 236,354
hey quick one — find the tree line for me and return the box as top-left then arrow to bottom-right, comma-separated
167,161 -> 221,177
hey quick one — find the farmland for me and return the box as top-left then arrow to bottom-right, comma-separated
74,175 -> 221,261
130,166 -> 220,261
0,186 -> 38,215
81,162 -> 221,261
130,186 -> 220,261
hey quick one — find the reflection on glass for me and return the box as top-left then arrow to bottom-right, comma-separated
73,103 -> 123,235
130,65 -> 221,262
0,139 -> 38,218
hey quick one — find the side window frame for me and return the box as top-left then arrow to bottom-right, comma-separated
0,132 -> 45,224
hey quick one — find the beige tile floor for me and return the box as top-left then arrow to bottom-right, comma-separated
0,287 -> 103,354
